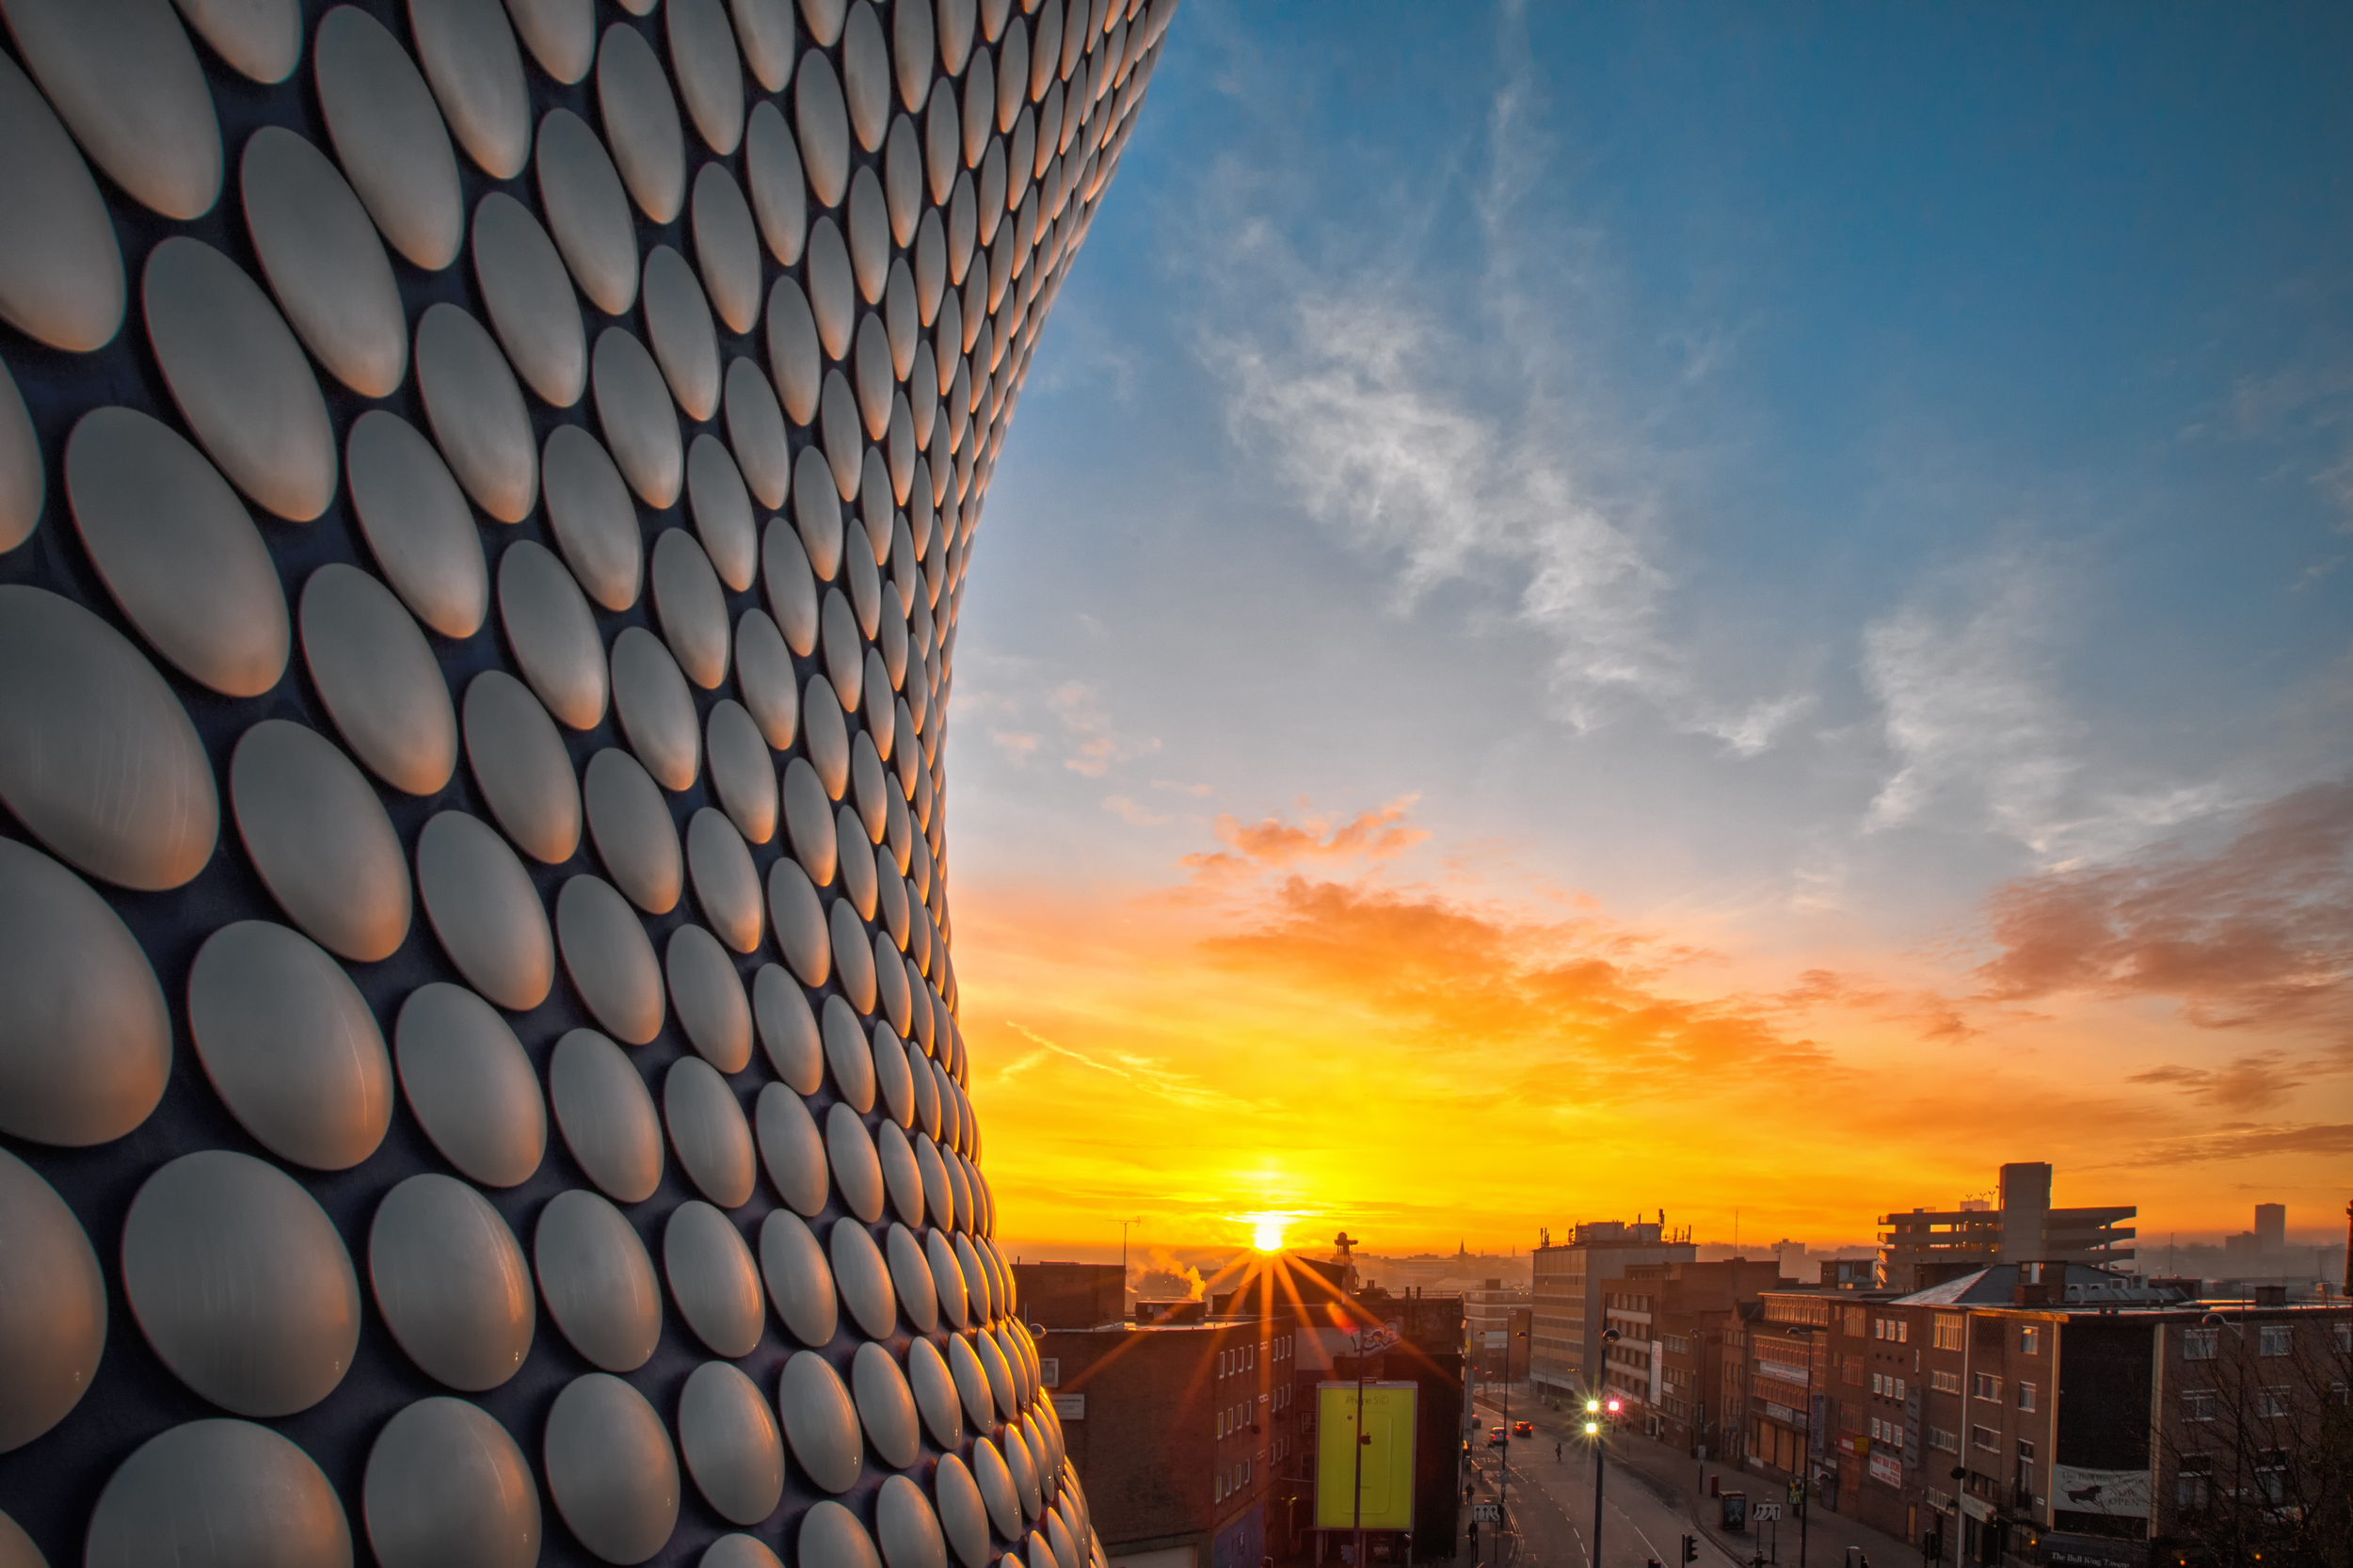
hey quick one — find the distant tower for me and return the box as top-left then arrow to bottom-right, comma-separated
2255,1203 -> 2286,1254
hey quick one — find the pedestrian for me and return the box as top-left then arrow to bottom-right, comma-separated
1554,1440 -> 1561,1463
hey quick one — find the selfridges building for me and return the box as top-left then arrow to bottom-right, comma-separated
0,0 -> 1166,1562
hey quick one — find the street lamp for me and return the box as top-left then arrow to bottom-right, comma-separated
1586,1329 -> 1622,1568
1496,1327 -> 1529,1563
1783,1324 -> 1822,1568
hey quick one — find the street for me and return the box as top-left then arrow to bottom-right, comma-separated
1462,1390 -> 1915,1568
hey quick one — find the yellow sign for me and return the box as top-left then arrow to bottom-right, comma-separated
1314,1383 -> 1417,1531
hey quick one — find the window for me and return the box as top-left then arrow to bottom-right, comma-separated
1874,1319 -> 1885,1340
2184,1329 -> 2218,1361
2177,1454 -> 2212,1511
1843,1355 -> 1865,1386
2257,1385 -> 2291,1419
1040,1358 -> 1060,1389
1973,1372 -> 2002,1401
1929,1427 -> 1960,1454
2255,1450 -> 2288,1505
1844,1308 -> 1866,1337
2335,1322 -> 2350,1355
2019,1326 -> 2041,1355
1934,1315 -> 1963,1352
2017,1382 -> 2037,1413
1870,1373 -> 1884,1397
1931,1369 -> 1961,1395
2016,1437 -> 2036,1497
2183,1389 -> 2216,1422
1897,1320 -> 1910,1344
1972,1425 -> 2000,1454
1891,1376 -> 1907,1400
2258,1325 -> 2291,1358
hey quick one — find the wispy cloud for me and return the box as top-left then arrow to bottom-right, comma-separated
1103,794 -> 1172,826
1051,681 -> 1160,777
1191,8 -> 1804,752
1862,552 -> 2082,848
998,1022 -> 1243,1111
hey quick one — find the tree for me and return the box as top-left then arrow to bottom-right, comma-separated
2153,1311 -> 2353,1567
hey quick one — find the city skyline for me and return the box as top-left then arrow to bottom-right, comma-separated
945,2 -> 2353,1256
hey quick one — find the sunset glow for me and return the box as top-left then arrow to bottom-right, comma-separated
952,4 -> 2353,1270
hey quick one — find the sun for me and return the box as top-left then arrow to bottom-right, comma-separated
1248,1213 -> 1288,1253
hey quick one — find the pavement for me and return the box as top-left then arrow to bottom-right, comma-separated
1460,1390 -> 1919,1568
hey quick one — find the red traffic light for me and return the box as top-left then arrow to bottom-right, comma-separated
1606,1398 -> 1623,1414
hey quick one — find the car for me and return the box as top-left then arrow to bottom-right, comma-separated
1513,1420 -> 1534,1437
1487,1425 -> 1508,1447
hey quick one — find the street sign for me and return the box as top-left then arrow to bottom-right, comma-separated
1752,1503 -> 1783,1523
1470,1503 -> 1502,1524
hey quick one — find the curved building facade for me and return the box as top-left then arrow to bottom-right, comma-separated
0,0 -> 1169,1562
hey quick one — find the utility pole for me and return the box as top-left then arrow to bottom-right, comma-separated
1120,1216 -> 1144,1311
1351,1327 -> 1371,1568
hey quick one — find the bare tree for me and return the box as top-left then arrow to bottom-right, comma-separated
2153,1312 -> 2353,1567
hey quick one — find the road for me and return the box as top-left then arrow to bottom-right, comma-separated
1460,1391 -> 1914,1568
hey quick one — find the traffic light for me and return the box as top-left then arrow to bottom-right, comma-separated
1585,1399 -> 1601,1414
1606,1397 -> 1623,1416
1682,1536 -> 1699,1565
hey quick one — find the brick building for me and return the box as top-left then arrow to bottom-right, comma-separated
1016,1259 -> 1129,1330
1045,1313 -> 1301,1568
1601,1257 -> 1791,1453
1734,1260 -> 2353,1567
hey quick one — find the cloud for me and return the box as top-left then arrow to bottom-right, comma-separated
1103,794 -> 1172,827
2117,1122 -> 2353,1167
1191,9 -> 1806,747
1152,779 -> 1215,797
991,730 -> 1041,762
1177,798 -> 1430,885
1975,775 -> 2353,1032
1050,682 -> 1160,777
1200,875 -> 1837,1094
2124,1053 -> 2311,1113
1862,552 -> 2081,847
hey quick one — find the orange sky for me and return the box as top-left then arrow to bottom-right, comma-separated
953,792 -> 2353,1262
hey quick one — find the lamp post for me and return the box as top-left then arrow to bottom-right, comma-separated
1585,1328 -> 1623,1568
1783,1324 -> 1821,1568
1495,1326 -> 1529,1562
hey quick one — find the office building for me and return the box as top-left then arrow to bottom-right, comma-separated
1878,1163 -> 2137,1292
1530,1221 -> 1697,1399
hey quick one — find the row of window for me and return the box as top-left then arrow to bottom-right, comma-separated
2184,1324 -> 2316,1360
2183,1386 -> 2297,1420
1969,1372 -> 2036,1411
1870,1371 -> 1908,1400
1211,1458 -> 1252,1503
1868,1415 -> 1902,1447
1872,1316 -> 1912,1344
1215,1400 -> 1256,1439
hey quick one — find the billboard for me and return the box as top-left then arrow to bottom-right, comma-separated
1314,1382 -> 1417,1530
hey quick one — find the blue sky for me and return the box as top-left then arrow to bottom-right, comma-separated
946,3 -> 2353,1247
